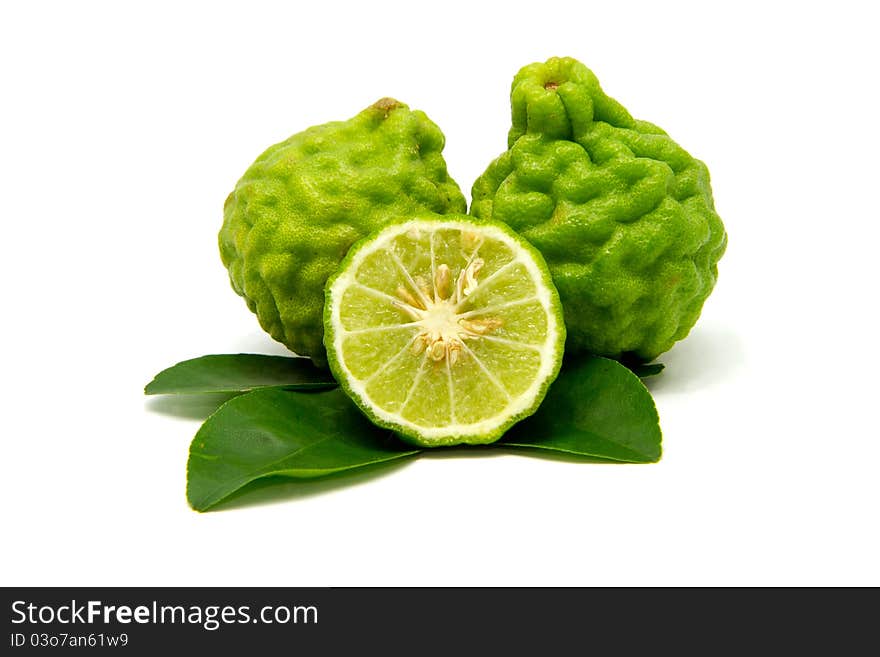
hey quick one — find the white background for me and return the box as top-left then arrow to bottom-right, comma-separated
2,1 -> 878,586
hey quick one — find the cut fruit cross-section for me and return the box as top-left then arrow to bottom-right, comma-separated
324,215 -> 566,446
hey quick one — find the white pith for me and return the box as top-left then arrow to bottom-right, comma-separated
328,219 -> 561,442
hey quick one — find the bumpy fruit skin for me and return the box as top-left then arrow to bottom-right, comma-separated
220,98 -> 466,366
471,58 -> 727,361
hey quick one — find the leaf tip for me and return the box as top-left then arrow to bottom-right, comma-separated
185,477 -> 213,513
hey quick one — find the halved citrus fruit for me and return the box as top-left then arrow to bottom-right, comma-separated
324,215 -> 565,446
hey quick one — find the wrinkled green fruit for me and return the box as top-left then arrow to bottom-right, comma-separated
220,98 -> 466,365
471,57 -> 727,361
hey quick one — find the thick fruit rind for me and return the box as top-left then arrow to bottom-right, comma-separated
471,57 -> 727,361
323,214 -> 566,447
220,99 -> 466,367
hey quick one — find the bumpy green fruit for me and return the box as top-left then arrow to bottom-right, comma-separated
471,57 -> 727,361
220,98 -> 466,365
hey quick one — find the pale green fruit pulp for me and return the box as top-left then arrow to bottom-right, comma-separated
324,215 -> 566,447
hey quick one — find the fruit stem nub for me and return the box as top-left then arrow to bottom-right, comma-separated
370,97 -> 403,117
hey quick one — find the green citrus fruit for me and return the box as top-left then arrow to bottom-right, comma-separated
220,98 -> 466,366
324,215 -> 566,447
471,57 -> 727,361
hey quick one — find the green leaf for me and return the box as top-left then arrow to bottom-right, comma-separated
502,356 -> 662,463
186,387 -> 420,511
145,354 -> 336,395
629,362 -> 665,378
615,353 -> 665,378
